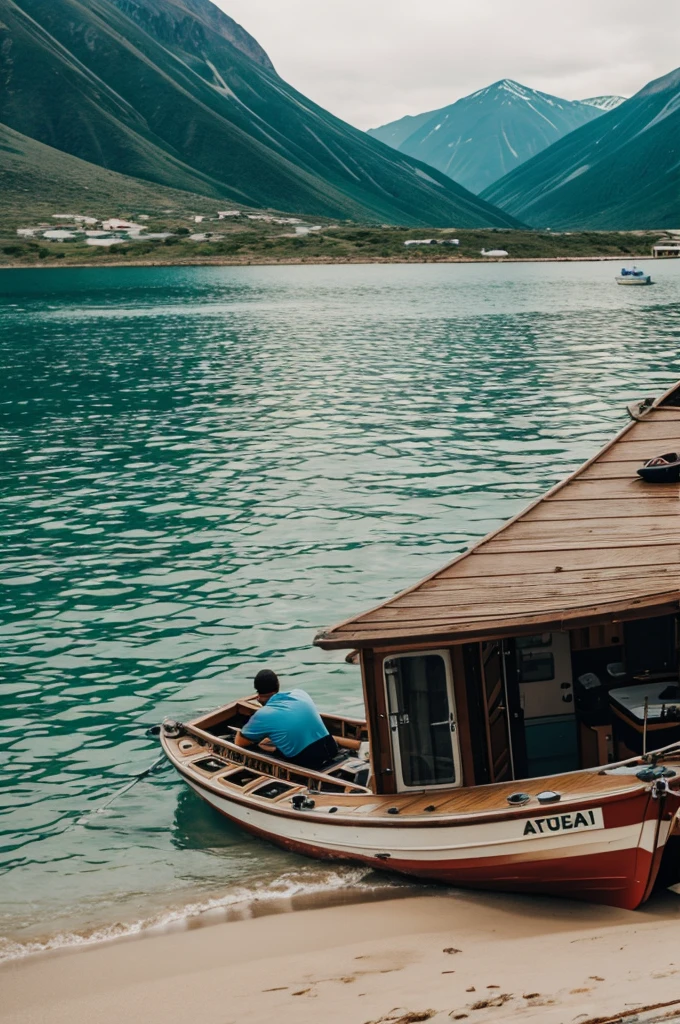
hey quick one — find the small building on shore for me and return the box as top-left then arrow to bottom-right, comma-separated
404,238 -> 459,247
652,239 -> 680,258
43,229 -> 78,241
102,219 -> 141,232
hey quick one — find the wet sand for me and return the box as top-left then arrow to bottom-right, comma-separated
3,890 -> 680,1024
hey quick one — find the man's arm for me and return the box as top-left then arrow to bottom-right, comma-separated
235,729 -> 275,752
237,707 -> 276,751
336,736 -> 362,751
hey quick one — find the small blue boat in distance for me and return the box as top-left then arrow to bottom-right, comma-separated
616,266 -> 653,285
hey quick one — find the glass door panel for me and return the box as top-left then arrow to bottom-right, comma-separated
384,652 -> 460,790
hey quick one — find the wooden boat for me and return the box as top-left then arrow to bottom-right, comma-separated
160,382 -> 680,909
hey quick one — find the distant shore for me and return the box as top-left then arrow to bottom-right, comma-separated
0,253 -> 659,271
0,225 -> 667,271
4,890 -> 680,1024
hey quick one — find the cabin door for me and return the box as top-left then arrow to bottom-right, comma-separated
481,641 -> 513,782
384,651 -> 462,792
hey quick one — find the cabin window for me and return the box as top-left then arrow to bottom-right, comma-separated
516,634 -> 552,649
518,651 -> 555,683
383,652 -> 461,790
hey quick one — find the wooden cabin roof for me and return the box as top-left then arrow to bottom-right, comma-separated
315,385 -> 680,650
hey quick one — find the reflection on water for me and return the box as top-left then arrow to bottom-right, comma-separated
171,787 -> 260,852
1,261 -> 680,955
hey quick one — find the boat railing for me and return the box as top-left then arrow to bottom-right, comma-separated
172,720 -> 373,794
594,738 -> 680,775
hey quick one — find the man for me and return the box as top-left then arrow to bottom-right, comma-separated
235,669 -> 339,770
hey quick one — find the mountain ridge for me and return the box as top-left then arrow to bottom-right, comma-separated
481,66 -> 680,229
367,80 -> 605,194
0,0 -> 521,227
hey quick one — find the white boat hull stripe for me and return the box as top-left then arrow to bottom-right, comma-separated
186,780 -> 645,862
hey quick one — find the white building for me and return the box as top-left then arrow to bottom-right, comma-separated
101,219 -> 141,232
652,241 -> 680,258
218,210 -> 241,218
43,229 -> 77,241
52,214 -> 97,224
480,248 -> 509,257
404,238 -> 459,247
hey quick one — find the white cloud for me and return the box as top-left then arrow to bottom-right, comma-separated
216,0 -> 680,128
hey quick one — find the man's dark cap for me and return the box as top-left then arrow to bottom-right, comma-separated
254,669 -> 279,695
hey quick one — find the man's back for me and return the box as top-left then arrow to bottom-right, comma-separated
241,688 -> 329,758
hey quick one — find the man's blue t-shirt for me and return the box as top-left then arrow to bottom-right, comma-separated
241,689 -> 329,757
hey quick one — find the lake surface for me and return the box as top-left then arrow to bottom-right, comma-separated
2,260 -> 680,958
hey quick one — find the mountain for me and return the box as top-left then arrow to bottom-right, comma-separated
481,67 -> 680,230
581,95 -> 626,112
0,0 -> 521,228
368,110 -> 435,150
367,80 -> 604,194
0,121 -> 228,221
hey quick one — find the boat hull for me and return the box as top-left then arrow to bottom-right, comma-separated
183,774 -> 673,910
616,276 -> 652,285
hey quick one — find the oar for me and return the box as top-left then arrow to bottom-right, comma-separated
75,735 -> 167,825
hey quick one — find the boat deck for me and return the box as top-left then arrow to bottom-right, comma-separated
164,729 -> 680,822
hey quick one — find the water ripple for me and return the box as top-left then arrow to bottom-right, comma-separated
1,260 -> 680,949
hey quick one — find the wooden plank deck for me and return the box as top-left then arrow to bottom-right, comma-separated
176,733 -> 680,819
316,386 -> 680,649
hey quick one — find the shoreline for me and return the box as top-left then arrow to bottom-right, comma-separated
0,253 -> 660,271
0,876 -> 414,965
4,890 -> 680,1024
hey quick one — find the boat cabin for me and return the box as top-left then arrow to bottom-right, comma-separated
314,384 -> 680,796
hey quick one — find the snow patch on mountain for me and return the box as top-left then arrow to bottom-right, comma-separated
637,90 -> 680,134
502,128 -> 518,159
414,167 -> 444,187
581,96 -> 626,111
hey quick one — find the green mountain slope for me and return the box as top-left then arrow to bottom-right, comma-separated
368,80 -> 603,194
0,121 -> 233,220
0,0 -> 521,227
481,68 -> 680,229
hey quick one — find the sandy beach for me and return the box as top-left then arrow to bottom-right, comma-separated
3,890 -> 680,1024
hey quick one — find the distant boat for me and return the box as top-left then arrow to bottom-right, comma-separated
480,248 -> 508,257
616,266 -> 652,285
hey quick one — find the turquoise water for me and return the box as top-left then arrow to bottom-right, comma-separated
2,260 -> 680,957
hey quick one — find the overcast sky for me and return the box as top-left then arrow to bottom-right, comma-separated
218,0 -> 679,129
